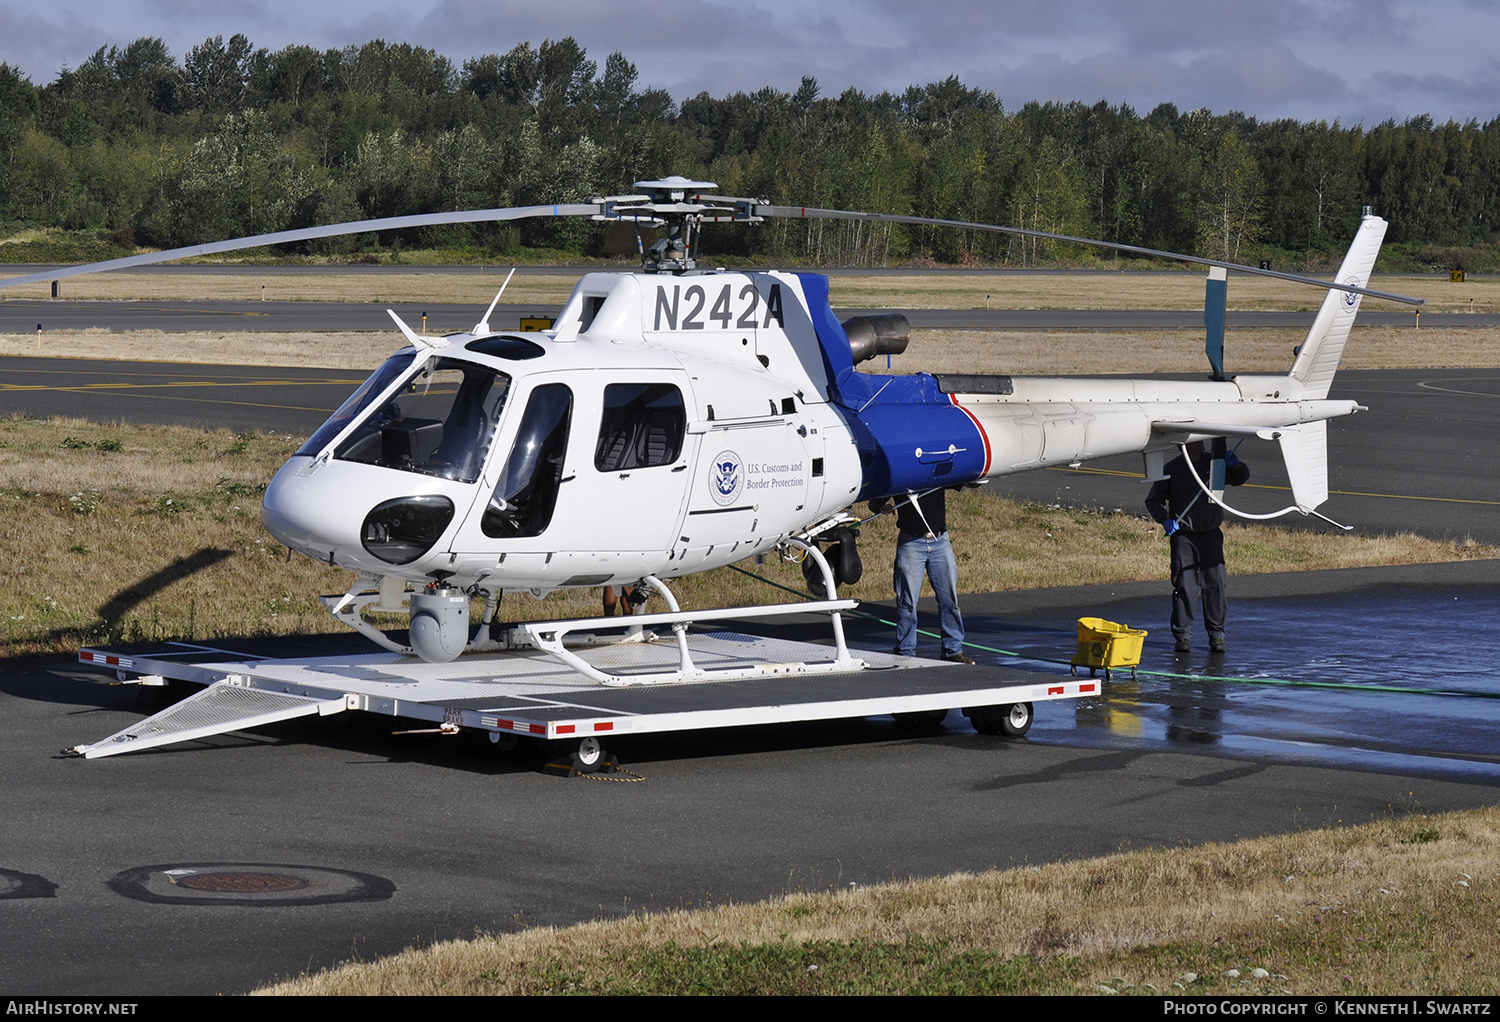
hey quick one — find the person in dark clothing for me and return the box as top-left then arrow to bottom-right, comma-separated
1145,441 -> 1250,653
868,488 -> 973,663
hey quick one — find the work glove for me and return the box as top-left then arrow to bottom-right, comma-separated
1225,450 -> 1241,468
1163,519 -> 1180,536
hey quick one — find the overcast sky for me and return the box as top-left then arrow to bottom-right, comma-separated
3,0 -> 1497,125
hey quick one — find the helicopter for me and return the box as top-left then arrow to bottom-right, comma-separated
2,178 -> 1420,672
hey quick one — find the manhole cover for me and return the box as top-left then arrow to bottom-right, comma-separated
175,872 -> 307,893
109,862 -> 395,906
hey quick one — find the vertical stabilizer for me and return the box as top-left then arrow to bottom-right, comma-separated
1277,421 -> 1330,511
1289,213 -> 1388,399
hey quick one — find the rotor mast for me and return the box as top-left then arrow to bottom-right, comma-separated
592,176 -> 764,273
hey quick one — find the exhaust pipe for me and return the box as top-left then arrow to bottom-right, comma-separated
843,313 -> 910,364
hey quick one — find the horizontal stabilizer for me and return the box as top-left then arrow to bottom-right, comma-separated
1152,421 -> 1286,441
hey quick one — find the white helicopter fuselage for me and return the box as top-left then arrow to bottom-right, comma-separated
264,271 -> 862,592
263,214 -> 1381,595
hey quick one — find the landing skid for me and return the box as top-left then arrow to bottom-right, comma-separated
321,540 -> 861,687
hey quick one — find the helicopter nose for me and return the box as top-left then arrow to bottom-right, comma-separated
262,457 -> 364,561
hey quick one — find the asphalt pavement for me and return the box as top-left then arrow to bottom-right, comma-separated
5,566 -> 1500,995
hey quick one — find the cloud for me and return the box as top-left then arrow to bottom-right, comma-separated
0,4 -> 114,78
0,0 -> 1497,124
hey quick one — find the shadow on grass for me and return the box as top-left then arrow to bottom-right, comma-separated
28,546 -> 238,652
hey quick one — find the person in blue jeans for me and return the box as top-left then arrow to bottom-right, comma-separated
869,488 -> 974,664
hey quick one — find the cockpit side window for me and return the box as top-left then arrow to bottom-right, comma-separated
595,383 -> 686,472
482,383 -> 573,539
332,358 -> 510,483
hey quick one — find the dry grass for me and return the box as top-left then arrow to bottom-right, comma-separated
0,416 -> 349,655
6,267 -> 1495,312
898,326 -> 1500,375
0,270 -> 585,304
256,804 -> 1500,995
1,419 -> 1489,658
0,228 -> 55,246
829,272 -> 1499,313
0,329 -> 397,369
4,323 -> 1498,376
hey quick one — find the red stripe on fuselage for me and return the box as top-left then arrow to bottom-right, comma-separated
947,394 -> 992,477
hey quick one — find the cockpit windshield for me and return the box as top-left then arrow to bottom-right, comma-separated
330,357 -> 511,483
296,351 -> 417,458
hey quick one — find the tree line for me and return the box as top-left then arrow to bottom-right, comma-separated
2,35 -> 1497,268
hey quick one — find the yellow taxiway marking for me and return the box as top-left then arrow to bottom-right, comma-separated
0,378 -> 358,392
0,377 -> 356,414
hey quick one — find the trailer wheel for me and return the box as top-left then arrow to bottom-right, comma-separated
575,736 -> 607,772
894,709 -> 949,727
967,703 -> 1033,737
469,729 -> 519,754
968,712 -> 1001,735
998,702 -> 1033,737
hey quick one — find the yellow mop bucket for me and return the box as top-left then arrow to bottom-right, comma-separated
1071,617 -> 1147,680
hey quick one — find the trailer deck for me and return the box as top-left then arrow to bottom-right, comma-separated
73,627 -> 1099,763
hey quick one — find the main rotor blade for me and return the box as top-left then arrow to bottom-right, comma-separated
0,204 -> 604,290
0,196 -> 1425,308
752,205 -> 1426,306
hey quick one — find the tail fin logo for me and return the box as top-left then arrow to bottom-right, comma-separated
1342,277 -> 1363,310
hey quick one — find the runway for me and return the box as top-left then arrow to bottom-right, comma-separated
0,356 -> 367,434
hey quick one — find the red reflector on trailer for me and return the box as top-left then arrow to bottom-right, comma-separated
594,722 -> 613,732
557,724 -> 575,735
1080,683 -> 1096,693
1047,686 -> 1064,695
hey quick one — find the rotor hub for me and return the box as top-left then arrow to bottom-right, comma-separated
591,177 -> 766,273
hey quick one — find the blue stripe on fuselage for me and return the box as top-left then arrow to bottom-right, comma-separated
795,273 -> 986,499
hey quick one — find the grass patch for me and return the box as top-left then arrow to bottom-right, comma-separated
0,414 -> 1490,658
0,415 -> 347,655
6,266 -> 1495,315
895,325 -> 1500,375
0,226 -> 135,264
4,321 -> 1494,378
257,804 -> 1500,995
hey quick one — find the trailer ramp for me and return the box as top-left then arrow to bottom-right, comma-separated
70,683 -> 347,759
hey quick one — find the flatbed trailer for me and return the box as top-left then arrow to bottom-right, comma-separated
71,627 -> 1099,769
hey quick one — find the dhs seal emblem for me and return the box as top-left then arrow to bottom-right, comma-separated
1342,276 -> 1362,310
709,450 -> 743,506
